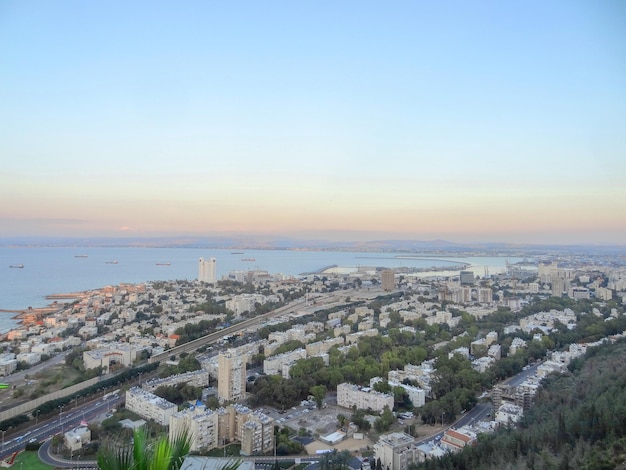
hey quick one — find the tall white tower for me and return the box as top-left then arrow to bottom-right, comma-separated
198,257 -> 217,283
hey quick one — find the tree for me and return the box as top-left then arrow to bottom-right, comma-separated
97,426 -> 193,470
310,384 -> 327,409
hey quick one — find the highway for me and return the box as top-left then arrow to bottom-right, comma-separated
0,393 -> 122,467
149,292 -> 354,363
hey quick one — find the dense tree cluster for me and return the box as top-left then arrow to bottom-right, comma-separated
174,318 -> 222,345
153,383 -> 202,404
413,339 -> 626,470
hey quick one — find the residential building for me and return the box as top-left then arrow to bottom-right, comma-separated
218,349 -> 246,402
143,370 -> 209,392
381,270 -> 395,291
126,387 -> 177,426
440,428 -> 476,452
374,432 -> 419,470
64,426 -> 91,452
198,257 -> 217,284
337,383 -> 394,413
170,405 -> 219,452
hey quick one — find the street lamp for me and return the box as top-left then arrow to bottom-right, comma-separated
35,409 -> 40,425
2,429 -> 5,450
58,405 -> 64,433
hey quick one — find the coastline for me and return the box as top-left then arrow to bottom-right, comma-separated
0,292 -> 87,334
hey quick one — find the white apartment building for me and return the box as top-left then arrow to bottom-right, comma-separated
83,343 -> 141,373
307,337 -> 345,355
0,353 -> 17,376
374,432 -> 419,470
143,370 -> 209,392
371,377 -> 426,408
337,383 -> 394,413
126,387 -> 177,426
263,349 -> 307,377
198,257 -> 217,284
225,294 -> 279,317
170,406 -> 219,452
218,350 -> 246,402
16,352 -> 41,365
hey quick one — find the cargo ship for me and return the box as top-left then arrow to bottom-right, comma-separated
156,262 -> 171,266
9,264 -> 24,268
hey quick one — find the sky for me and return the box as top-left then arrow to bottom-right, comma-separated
1,1 -> 625,245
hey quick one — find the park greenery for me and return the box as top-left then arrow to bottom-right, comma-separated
248,295 -> 626,430
413,339 -> 626,470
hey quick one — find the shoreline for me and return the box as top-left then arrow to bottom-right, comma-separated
0,292 -> 88,334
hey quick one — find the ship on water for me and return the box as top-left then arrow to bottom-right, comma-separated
156,262 -> 171,266
9,264 -> 24,268
74,255 -> 88,258
105,261 -> 119,264
241,258 -> 256,262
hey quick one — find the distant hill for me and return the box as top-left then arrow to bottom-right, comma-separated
1,235 -> 624,255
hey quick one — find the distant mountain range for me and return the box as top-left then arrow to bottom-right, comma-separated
1,235 -> 624,255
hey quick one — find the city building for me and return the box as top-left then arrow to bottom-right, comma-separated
373,432 -> 419,470
143,370 -> 209,393
218,349 -> 246,402
198,257 -> 217,284
240,410 -> 275,455
126,387 -> 177,426
459,271 -> 475,285
381,270 -> 395,291
64,425 -> 91,452
170,405 -> 219,452
337,383 -> 394,413
440,428 -> 476,452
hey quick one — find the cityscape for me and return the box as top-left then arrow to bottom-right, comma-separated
1,0 -> 625,469
0,250 -> 625,469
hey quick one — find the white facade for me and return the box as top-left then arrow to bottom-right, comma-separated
337,383 -> 394,413
374,432 -> 419,470
218,350 -> 246,402
126,387 -> 177,426
198,257 -> 217,284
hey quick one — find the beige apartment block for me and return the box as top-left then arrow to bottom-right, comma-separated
170,406 -> 219,452
374,432 -> 419,470
218,349 -> 246,402
381,270 -> 395,291
337,383 -> 394,413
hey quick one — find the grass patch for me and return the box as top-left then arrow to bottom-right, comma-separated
14,450 -> 54,469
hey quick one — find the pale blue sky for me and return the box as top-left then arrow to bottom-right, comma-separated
1,1 -> 625,243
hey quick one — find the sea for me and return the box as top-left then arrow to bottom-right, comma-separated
0,246 -> 521,333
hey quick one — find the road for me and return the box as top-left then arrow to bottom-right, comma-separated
0,393 -> 122,467
504,361 -> 542,387
149,291 -> 358,363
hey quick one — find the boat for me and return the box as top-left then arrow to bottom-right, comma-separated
241,258 -> 256,262
74,255 -> 88,258
9,264 -> 24,268
156,262 -> 171,266
105,261 -> 119,264
231,252 -> 244,255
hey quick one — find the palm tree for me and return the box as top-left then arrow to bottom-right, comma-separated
97,427 -> 191,470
